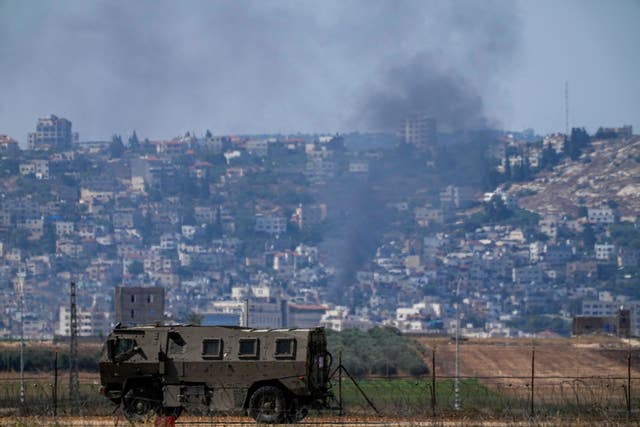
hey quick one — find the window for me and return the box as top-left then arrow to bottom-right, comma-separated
275,338 -> 296,358
238,338 -> 259,358
108,337 -> 136,360
202,339 -> 223,358
131,294 -> 136,303
147,294 -> 154,303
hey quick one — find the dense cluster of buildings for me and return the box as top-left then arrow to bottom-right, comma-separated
0,115 -> 638,339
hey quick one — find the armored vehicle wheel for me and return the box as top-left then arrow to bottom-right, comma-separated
248,386 -> 285,423
122,387 -> 160,422
286,398 -> 310,423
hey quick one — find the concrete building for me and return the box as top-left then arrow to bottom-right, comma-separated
28,115 -> 77,150
595,243 -> 616,261
397,112 -> 436,149
57,305 -> 110,337
439,185 -> 474,209
115,286 -> 165,326
255,213 -> 287,235
19,160 -> 49,179
588,206 -> 615,224
288,303 -> 328,328
292,204 -> 327,230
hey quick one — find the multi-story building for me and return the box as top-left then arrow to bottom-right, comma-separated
255,213 -> 287,235
0,134 -> 19,155
582,300 -> 619,317
28,115 -> 77,150
588,206 -> 615,224
19,160 -> 49,179
287,303 -> 328,328
397,112 -> 436,149
57,306 -> 110,337
595,243 -> 616,261
115,286 -> 165,326
439,185 -> 474,209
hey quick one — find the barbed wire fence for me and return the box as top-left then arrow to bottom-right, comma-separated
0,348 -> 638,424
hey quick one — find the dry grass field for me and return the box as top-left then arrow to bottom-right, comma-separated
417,336 -> 640,380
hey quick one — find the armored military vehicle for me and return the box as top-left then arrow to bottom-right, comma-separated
99,325 -> 332,423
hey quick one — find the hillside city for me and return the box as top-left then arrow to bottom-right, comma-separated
0,115 -> 639,340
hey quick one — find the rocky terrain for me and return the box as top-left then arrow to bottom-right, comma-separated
508,137 -> 640,217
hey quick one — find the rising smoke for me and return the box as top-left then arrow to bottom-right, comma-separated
0,0 -> 519,141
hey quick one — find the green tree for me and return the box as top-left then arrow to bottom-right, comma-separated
127,260 -> 144,276
128,130 -> 140,151
109,134 -> 125,158
41,221 -> 56,253
484,195 -> 512,222
581,224 -> 596,251
565,127 -> 590,160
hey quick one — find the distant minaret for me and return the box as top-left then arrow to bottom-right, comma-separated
564,81 -> 569,135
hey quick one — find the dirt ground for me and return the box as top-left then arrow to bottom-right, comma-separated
416,336 -> 640,379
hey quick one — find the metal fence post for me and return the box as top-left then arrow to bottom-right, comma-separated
628,351 -> 632,418
339,350 -> 343,417
530,348 -> 535,418
53,351 -> 58,417
431,348 -> 436,417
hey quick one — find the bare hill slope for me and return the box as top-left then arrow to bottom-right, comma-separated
507,137 -> 640,217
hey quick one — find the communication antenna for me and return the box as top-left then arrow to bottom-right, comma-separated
565,81 -> 569,135
69,282 -> 80,408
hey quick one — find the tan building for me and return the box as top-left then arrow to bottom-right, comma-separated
115,286 -> 165,326
28,115 -> 77,150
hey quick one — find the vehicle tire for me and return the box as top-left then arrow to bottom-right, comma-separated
122,386 -> 160,423
285,398 -> 309,423
248,386 -> 285,424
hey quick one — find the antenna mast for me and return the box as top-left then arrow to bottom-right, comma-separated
565,81 -> 569,135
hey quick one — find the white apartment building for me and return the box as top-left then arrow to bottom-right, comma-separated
57,306 -> 110,337
588,206 -> 615,224
595,243 -> 616,261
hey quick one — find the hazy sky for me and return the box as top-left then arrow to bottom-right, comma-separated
0,0 -> 638,143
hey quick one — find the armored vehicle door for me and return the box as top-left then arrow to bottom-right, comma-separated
164,329 -> 187,380
104,329 -> 167,378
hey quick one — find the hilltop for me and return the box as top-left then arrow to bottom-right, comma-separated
507,136 -> 640,217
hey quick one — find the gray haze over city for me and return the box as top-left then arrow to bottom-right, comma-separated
0,0 -> 638,142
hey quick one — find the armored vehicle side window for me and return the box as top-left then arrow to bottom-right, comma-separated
168,331 -> 186,354
238,338 -> 259,358
275,338 -> 296,358
108,337 -> 136,360
202,339 -> 223,358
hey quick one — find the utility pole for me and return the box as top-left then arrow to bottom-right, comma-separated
69,282 -> 80,409
18,271 -> 25,408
